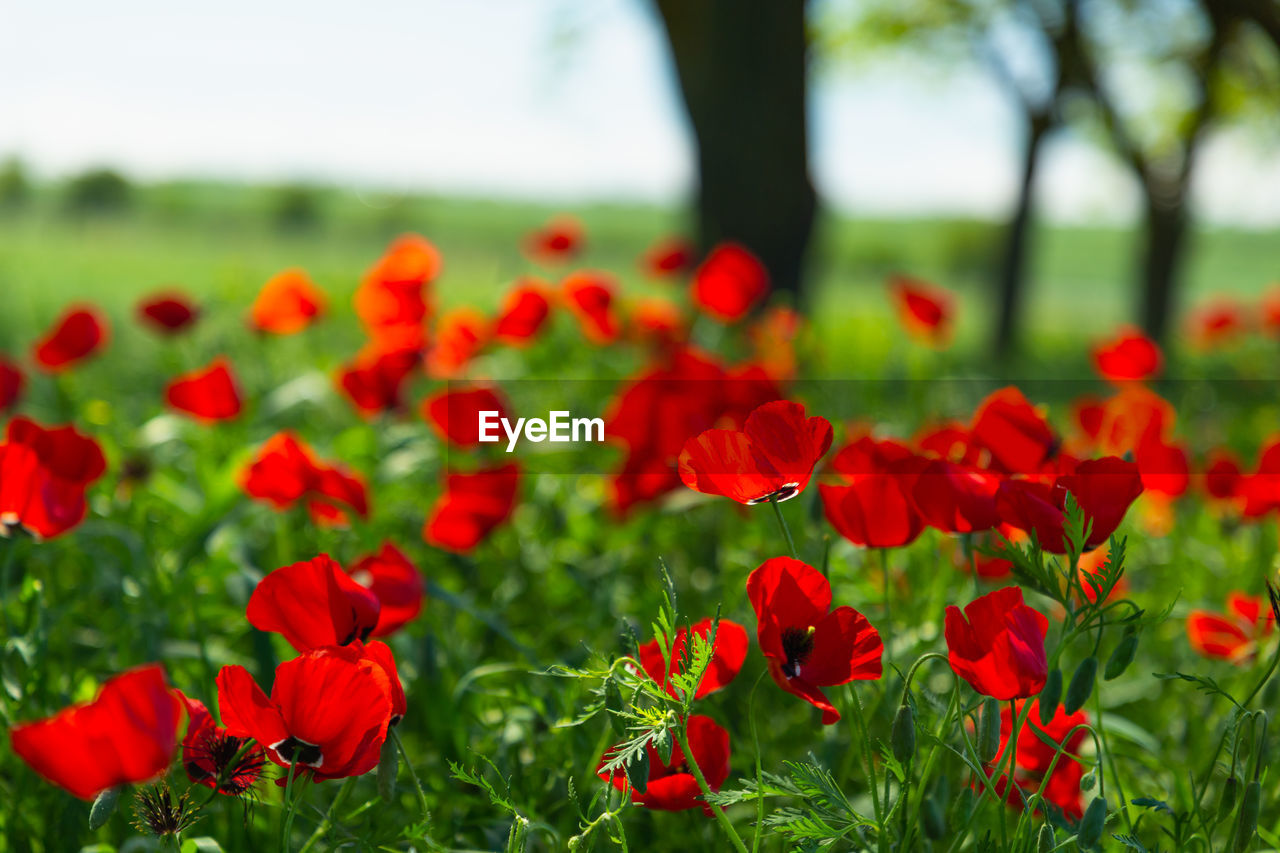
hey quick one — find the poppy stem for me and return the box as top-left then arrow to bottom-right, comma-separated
880,549 -> 892,627
392,729 -> 443,849
299,775 -> 355,853
673,720 -> 749,853
747,670 -> 768,853
845,684 -> 884,829
768,495 -> 798,560
280,766 -> 310,852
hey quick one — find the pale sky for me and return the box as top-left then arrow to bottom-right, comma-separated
2,0 -> 1277,225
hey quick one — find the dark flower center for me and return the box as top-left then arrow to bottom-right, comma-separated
746,482 -> 802,506
271,736 -> 324,768
187,731 -> 265,795
781,625 -> 816,678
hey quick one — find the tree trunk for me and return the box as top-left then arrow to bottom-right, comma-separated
652,0 -> 817,303
1139,191 -> 1189,343
994,113 -> 1050,358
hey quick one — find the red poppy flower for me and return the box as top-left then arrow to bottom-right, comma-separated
247,554 -> 381,652
362,639 -> 408,724
177,692 -> 265,796
691,243 -> 768,323
990,700 -> 1088,820
355,234 -> 439,339
1187,592 -> 1275,664
598,715 -> 730,813
950,524 -> 1026,578
561,272 -> 621,344
888,275 -> 954,347
640,236 -> 696,279
335,344 -> 420,417
0,356 -> 22,411
137,291 -> 199,335
1093,386 -> 1175,457
637,618 -> 749,701
748,306 -> 802,382
1134,435 -> 1189,498
9,664 -> 182,800
0,417 -> 106,539
820,437 -> 928,549
945,587 -> 1048,700
914,422 -> 979,464
678,400 -> 832,505
492,279 -> 553,345
421,385 -> 510,448
423,463 -> 520,553
240,432 -> 369,525
1187,299 -> 1246,350
165,357 -> 243,423
426,307 -> 488,378
629,298 -> 686,349
32,305 -> 108,372
1236,439 -> 1280,519
994,456 -> 1143,553
912,459 -> 1002,534
1092,327 -> 1162,382
1202,449 -> 1243,502
525,215 -> 583,263
969,387 -> 1057,475
747,557 -> 883,724
1262,286 -> 1280,337
250,269 -> 326,335
346,542 -> 425,637
216,644 -> 394,781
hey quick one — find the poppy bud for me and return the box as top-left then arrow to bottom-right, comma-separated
654,727 -> 673,767
1218,776 -> 1239,821
978,697 -> 1001,763
1064,657 -> 1098,714
922,795 -> 945,839
1104,633 -> 1138,681
378,736 -> 398,803
892,704 -> 916,764
604,676 -> 627,736
1039,669 -> 1062,724
1037,824 -> 1056,853
90,787 -> 119,830
1233,781 -> 1260,853
624,749 -> 649,795
1077,796 -> 1107,849
1081,770 -> 1097,792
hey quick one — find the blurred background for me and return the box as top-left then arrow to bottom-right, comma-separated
1,0 -> 1277,363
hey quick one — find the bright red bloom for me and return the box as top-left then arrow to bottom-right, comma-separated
950,524 -> 1027,579
9,664 -> 182,800
561,272 -> 621,344
423,463 -> 520,553
820,437 -> 928,549
1202,449 -> 1243,502
629,298 -> 686,349
247,554 -> 381,652
1092,327 -> 1162,382
991,700 -> 1088,820
0,356 -> 22,411
335,344 -> 420,417
691,243 -> 768,323
1236,438 -> 1280,518
0,417 -> 106,539
1262,285 -> 1280,337
747,557 -> 883,724
915,422 -> 979,464
1093,386 -> 1175,457
137,291 -> 199,334
678,400 -> 832,505
599,715 -> 730,813
165,357 -> 243,422
216,644 -> 394,782
1187,299 -> 1246,350
994,457 -> 1144,553
177,693 -> 265,796
346,542 -> 425,637
748,306 -> 803,381
1187,592 -> 1275,664
945,587 -> 1048,700
421,385 -> 510,448
637,618 -> 749,700
1134,435 -> 1189,498
426,307 -> 488,378
492,279 -> 553,345
888,275 -> 954,347
640,236 -> 696,279
356,235 -> 439,327
32,305 -> 108,372
524,215 -> 583,264
912,459 -> 1002,534
239,432 -> 369,525
250,269 -> 326,335
969,387 -> 1057,475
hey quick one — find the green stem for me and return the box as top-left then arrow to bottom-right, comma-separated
392,729 -> 443,850
1093,682 -> 1134,834
748,671 -> 768,853
768,495 -> 799,560
0,537 -> 16,637
299,776 -> 356,853
280,767 -> 309,852
879,549 -> 891,627
847,684 -> 884,828
673,719 -> 749,853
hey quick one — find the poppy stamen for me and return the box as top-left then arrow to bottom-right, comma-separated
746,482 -> 802,505
270,736 -> 323,768
781,625 -> 817,678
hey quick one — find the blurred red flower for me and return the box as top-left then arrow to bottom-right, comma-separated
748,306 -> 803,381
355,234 -> 439,341
493,279 -> 553,345
640,236 -> 696,279
678,400 -> 832,505
561,272 -> 621,344
969,387 -> 1057,475
912,459 -> 1002,534
945,586 -> 1048,700
335,344 -> 420,417
888,274 -> 954,347
426,307 -> 488,378
250,269 -> 326,335
0,416 -> 106,539
165,357 -> 243,422
177,692 -> 265,796
691,243 -> 768,323
820,437 -> 928,549
9,664 -> 182,800
422,385 -> 510,448
747,556 -> 883,724
628,297 -> 687,350
0,356 -> 22,411
346,542 -> 425,638
423,462 -> 520,553
637,618 -> 749,701
1187,592 -> 1275,664
247,554 -> 381,653
1202,448 -> 1243,503
525,215 -> 583,264
1187,299 -> 1246,350
990,700 -> 1089,820
598,715 -> 730,813
1092,327 -> 1162,382
994,456 -> 1143,553
1262,285 -> 1280,337
239,432 -> 369,526
137,291 -> 199,335
33,305 -> 108,372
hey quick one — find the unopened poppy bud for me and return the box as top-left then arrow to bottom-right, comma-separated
377,736 -> 398,803
1218,776 -> 1239,821
1233,781 -> 1260,853
604,676 -> 626,736
1077,796 -> 1107,849
1081,770 -> 1097,792
1039,669 -> 1062,724
1064,657 -> 1098,714
1104,633 -> 1139,681
892,704 -> 916,763
1037,823 -> 1056,852
654,727 -> 673,766
90,787 -> 119,830
922,795 -> 945,839
624,749 -> 649,795
978,697 -> 1001,763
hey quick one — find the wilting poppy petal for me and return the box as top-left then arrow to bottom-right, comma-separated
250,269 -> 326,335
33,305 -> 108,372
165,357 -> 243,422
691,243 -> 768,323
